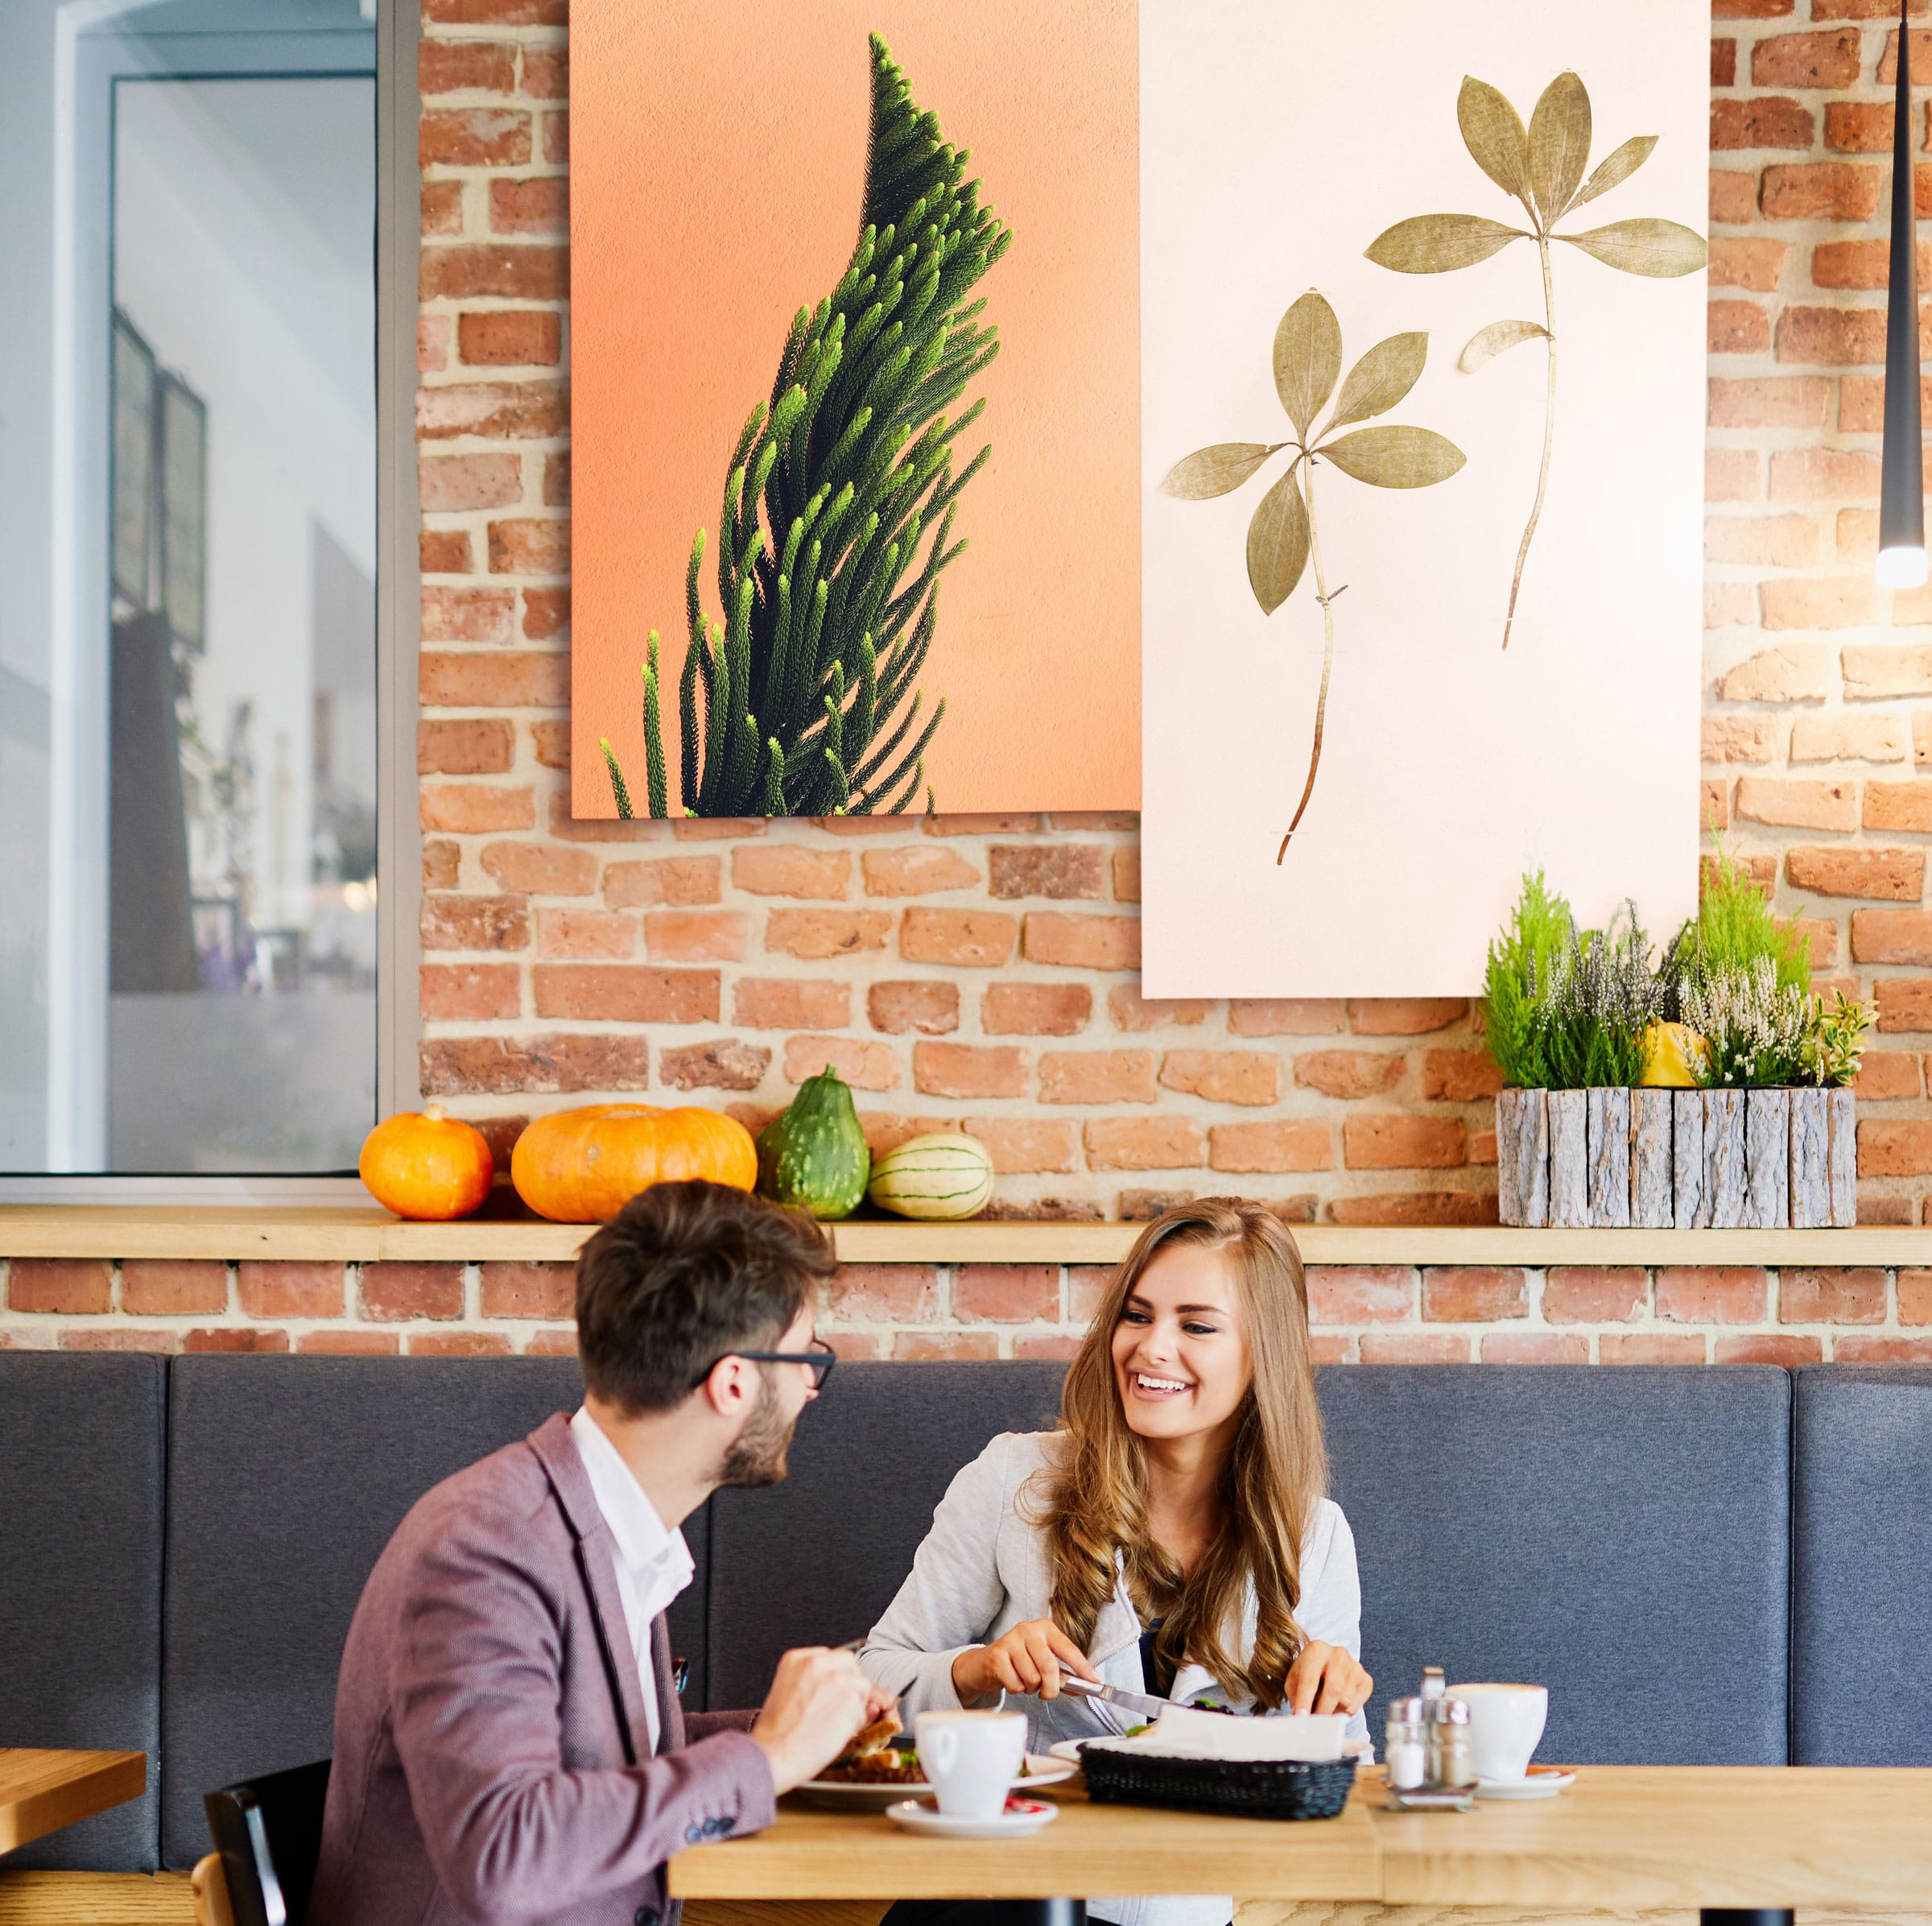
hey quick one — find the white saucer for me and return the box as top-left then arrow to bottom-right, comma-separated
887,1796 -> 1060,1838
1476,1767 -> 1575,1800
797,1754 -> 1075,1809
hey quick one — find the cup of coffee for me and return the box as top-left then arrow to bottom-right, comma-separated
1449,1683 -> 1547,1781
914,1709 -> 1027,1818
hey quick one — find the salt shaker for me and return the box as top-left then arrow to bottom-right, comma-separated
1384,1696 -> 1427,1790
1429,1697 -> 1475,1791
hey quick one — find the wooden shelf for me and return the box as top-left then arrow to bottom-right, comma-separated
2,1206 -> 1930,1267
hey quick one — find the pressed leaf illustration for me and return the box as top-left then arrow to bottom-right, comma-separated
1366,72 -> 1706,647
1159,291 -> 1465,862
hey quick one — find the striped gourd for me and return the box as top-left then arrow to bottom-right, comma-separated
866,1132 -> 994,1221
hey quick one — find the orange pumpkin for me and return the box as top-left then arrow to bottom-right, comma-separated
510,1104 -> 758,1222
359,1106 -> 495,1221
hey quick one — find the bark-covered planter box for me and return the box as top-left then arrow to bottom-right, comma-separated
1496,1085 -> 1855,1228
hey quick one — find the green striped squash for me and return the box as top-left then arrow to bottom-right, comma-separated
866,1132 -> 995,1221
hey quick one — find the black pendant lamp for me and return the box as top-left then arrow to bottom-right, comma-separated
1880,0 -> 1929,587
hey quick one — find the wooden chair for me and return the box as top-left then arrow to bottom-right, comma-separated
190,1759 -> 331,1926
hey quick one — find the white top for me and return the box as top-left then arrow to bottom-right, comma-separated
569,1405 -> 696,1754
859,1431 -> 1369,1926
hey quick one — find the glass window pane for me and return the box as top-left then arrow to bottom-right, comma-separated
0,5 -> 378,1177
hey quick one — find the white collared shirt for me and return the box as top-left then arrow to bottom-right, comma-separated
569,1405 -> 696,1754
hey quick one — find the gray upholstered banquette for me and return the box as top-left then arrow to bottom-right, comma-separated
0,1353 -> 1924,1874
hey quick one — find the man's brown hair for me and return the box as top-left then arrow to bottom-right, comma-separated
575,1180 -> 836,1413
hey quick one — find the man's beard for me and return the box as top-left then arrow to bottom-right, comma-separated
717,1370 -> 798,1489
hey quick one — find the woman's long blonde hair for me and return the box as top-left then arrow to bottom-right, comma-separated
1034,1198 -> 1327,1709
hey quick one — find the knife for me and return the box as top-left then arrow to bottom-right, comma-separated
1058,1675 -> 1174,1721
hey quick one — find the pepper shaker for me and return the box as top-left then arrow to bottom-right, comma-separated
1429,1697 -> 1475,1791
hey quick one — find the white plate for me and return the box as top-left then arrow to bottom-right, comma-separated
887,1796 -> 1059,1839
794,1754 -> 1075,1810
1476,1767 -> 1575,1800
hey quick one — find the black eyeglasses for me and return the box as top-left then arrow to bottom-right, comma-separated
692,1340 -> 837,1390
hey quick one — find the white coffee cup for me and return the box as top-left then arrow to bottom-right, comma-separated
1449,1683 -> 1548,1781
914,1709 -> 1027,1818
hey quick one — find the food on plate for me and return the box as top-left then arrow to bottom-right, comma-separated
817,1707 -> 925,1784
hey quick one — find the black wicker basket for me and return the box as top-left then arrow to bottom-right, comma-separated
1079,1745 -> 1357,1820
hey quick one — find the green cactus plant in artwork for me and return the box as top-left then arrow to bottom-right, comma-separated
599,34 -> 1011,817
1160,291 -> 1464,862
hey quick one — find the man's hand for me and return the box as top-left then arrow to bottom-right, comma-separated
749,1647 -> 897,1795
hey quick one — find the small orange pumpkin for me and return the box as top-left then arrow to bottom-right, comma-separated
510,1104 -> 758,1223
360,1106 -> 495,1221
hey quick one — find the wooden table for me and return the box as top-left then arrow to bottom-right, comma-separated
670,1767 -> 1932,1922
0,1750 -> 146,1858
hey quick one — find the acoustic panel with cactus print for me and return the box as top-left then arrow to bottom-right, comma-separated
1139,0 -> 1707,996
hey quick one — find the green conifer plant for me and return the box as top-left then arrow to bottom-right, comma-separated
601,35 -> 1011,817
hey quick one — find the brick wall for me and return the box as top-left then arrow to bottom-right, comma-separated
5,1254 -> 1932,1362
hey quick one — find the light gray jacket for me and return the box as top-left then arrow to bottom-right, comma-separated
859,1431 -> 1369,1926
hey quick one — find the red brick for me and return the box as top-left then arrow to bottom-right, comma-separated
1781,1267 -> 1886,1323
1540,1267 -> 1648,1325
734,845 -> 851,899
299,1330 -> 401,1355
1786,845 -> 1926,899
1865,783 -> 1932,833
857,845 -> 978,896
1711,169 -> 1757,224
1119,1188 -> 1198,1222
1112,848 -> 1141,902
421,961 -> 520,1020
415,378 -> 567,442
1705,515 -> 1817,568
912,1042 -> 1025,1099
1701,778 -> 1732,833
419,314 -> 450,371
409,1332 -> 513,1356
1158,1050 -> 1279,1106
421,584 -> 516,641
420,105 -> 529,167
1761,162 -> 1884,220
1022,912 -> 1138,970
1702,718 -> 1773,769
237,1263 -> 345,1319
1307,1266 -> 1417,1326
828,1263 -> 940,1321
420,38 -> 517,93
1706,453 -> 1761,509
658,1039 -> 770,1091
1777,306 -> 1893,367
422,893 -> 529,953
767,908 -> 894,959
486,518 -> 568,577
989,845 -> 1107,899
893,1332 -> 1000,1360
419,785 -> 536,837
531,965 -> 717,1023
121,1260 -> 227,1316
489,176 -> 568,236
1712,38 -> 1737,85
458,310 -> 561,366
1860,1119 -> 1932,1172
955,1265 -> 1057,1322
644,911 -> 746,962
360,1263 -> 464,1321
543,108 -> 568,164
1717,1333 -> 1826,1365
419,651 -> 568,709
1853,1049 -> 1922,1097
1108,986 -> 1215,1030
734,978 -> 849,1030
1082,1117 -> 1208,1170
419,528 -> 472,574
419,717 -> 514,776
422,179 -> 465,236
1420,1048 -> 1504,1102
1360,1332 -> 1472,1363
1844,645 -> 1932,696
1835,1335 -> 1932,1361
981,983 -> 1091,1035
604,856 -> 720,909
1207,1120 -> 1331,1173
1330,1192 -> 1497,1226
1880,27 -> 1932,80
1735,777 -> 1858,831
1344,1115 -> 1465,1169
480,841 -> 596,895
1853,910 -> 1932,963
1711,241 -> 1790,296
1814,238 -> 1932,290
1707,377 -> 1829,428
964,1118 -> 1081,1174
1878,978 -> 1932,1029
479,1262 -> 573,1319
1422,1268 -> 1526,1321
1713,0 -> 1793,14
1293,1050 -> 1402,1099
421,1033 -> 650,1094
1038,1050 -> 1156,1104
543,452 -> 570,508
1481,1333 -> 1592,1364
535,907 -> 634,959
898,907 -> 1018,967
1711,301 -> 1772,355
522,587 -> 569,639
1348,998 -> 1466,1036
1752,28 -> 1860,85
184,1329 -> 291,1354
421,242 -> 567,303
1017,1334 -> 1083,1360
1900,1268 -> 1932,1321
1600,1333 -> 1709,1365
785,1035 -> 901,1090
1791,712 -> 1910,761
1764,574 -> 1880,630
52,1329 -> 172,1353
1711,97 -> 1814,150
1229,998 -> 1345,1035
671,818 -> 767,842
922,812 -> 1038,836
1656,1267 -> 1769,1323
521,43 -> 567,94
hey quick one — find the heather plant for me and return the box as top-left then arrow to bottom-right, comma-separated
1531,904 -> 1658,1090
1678,956 -> 1813,1089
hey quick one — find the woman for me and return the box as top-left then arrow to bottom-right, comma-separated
861,1198 -> 1371,1926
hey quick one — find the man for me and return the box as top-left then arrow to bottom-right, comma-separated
309,1180 -> 894,1926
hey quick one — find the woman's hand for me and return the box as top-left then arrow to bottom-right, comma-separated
951,1619 -> 1100,1705
1283,1640 -> 1372,1716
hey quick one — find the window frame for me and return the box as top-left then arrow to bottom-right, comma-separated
0,0 -> 419,1201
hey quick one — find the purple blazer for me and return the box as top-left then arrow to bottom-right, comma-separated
308,1414 -> 775,1926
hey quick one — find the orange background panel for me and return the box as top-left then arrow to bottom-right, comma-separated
568,0 -> 1141,817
